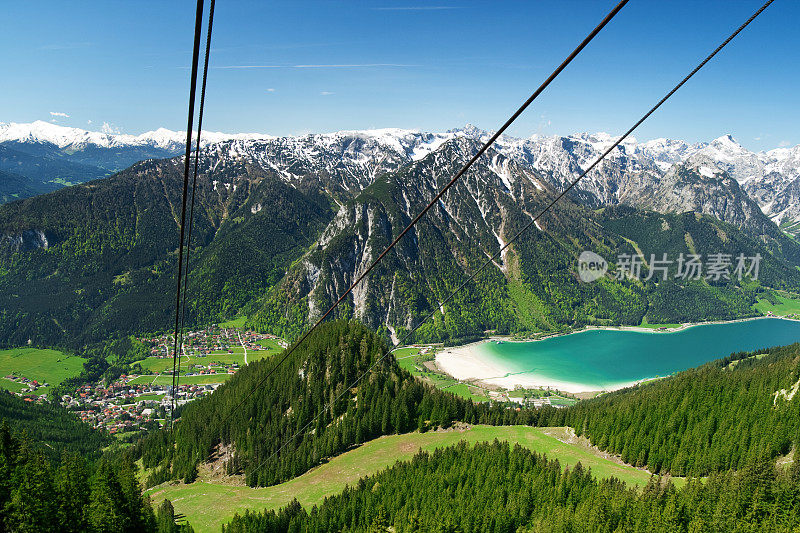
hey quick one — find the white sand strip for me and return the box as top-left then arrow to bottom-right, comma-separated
435,341 -> 637,394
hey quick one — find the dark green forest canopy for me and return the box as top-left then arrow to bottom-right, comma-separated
223,440 -> 800,533
561,342 -> 800,476
0,391 -> 110,459
0,422 -> 175,533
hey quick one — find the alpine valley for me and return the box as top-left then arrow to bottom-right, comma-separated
3,121 -> 800,532
2,122 -> 800,348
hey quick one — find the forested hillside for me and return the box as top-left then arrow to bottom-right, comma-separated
3,136 -> 800,350
248,140 -> 800,344
224,440 -> 800,533
138,321 -> 800,494
0,412 -> 177,532
215,339 -> 800,532
0,391 -> 110,458
600,206 -> 800,324
562,343 -> 800,476
0,157 -> 332,348
139,321 -> 513,487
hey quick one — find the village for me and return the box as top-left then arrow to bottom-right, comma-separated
2,374 -> 49,394
57,326 -> 288,435
59,379 -> 220,435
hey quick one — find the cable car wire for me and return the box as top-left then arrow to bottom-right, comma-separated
170,0 -> 207,429
212,0 -> 630,431
176,0 -> 216,411
248,0 -> 775,474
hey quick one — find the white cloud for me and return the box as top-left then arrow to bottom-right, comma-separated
373,6 -> 463,10
266,88 -> 276,92
87,120 -> 93,125
779,140 -> 791,147
216,63 -> 416,69
320,91 -> 335,96
49,111 -> 69,118
101,122 -> 121,134
38,42 -> 92,51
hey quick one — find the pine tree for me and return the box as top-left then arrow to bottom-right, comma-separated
54,452 -> 90,532
5,447 -> 57,532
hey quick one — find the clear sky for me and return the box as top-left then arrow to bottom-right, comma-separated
1,1 -> 796,151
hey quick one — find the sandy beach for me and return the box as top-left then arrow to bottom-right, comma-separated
434,340 -> 638,393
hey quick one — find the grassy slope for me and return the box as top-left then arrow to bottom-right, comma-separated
217,317 -> 247,328
0,347 -> 85,395
128,374 -> 233,386
755,292 -> 800,316
147,425 -> 661,533
393,347 -> 490,402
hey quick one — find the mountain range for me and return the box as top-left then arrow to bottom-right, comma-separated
0,121 -> 268,203
3,121 -> 800,229
2,122 -> 800,347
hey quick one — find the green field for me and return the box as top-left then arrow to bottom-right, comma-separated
218,317 -> 247,328
136,393 -> 165,402
148,425 -> 664,533
137,339 -> 283,376
393,347 -> 489,402
0,378 -> 29,393
0,348 -> 86,395
128,374 -> 231,386
638,317 -> 682,329
392,346 -> 423,358
755,292 -> 800,316
549,397 -> 578,406
506,390 -> 578,407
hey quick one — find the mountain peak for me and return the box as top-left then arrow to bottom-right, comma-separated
447,123 -> 488,139
710,134 -> 742,149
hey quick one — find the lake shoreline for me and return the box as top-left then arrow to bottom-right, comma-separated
433,316 -> 797,395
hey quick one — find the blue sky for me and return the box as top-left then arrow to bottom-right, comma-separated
1,1 -> 796,150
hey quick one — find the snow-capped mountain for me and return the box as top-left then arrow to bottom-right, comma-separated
3,120 -> 800,235
0,120 -> 269,151
199,126 -> 799,235
5,127 -> 800,348
0,121 -> 272,201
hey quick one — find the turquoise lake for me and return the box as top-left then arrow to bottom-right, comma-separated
477,318 -> 800,391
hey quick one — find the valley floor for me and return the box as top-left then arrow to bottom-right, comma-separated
146,425 -> 668,533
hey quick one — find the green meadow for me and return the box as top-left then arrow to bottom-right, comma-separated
128,374 -> 232,386
755,291 -> 800,316
217,317 -> 247,328
148,425 -> 664,533
133,338 -> 284,381
0,348 -> 86,395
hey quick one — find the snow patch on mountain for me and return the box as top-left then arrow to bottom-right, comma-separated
0,120 -> 271,151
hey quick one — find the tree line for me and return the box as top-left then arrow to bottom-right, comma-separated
223,439 -> 800,532
0,421 -> 191,532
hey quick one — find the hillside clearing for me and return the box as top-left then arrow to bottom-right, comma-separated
148,425 -> 663,533
0,347 -> 85,395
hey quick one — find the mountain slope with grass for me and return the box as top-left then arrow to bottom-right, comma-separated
224,440 -> 800,533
